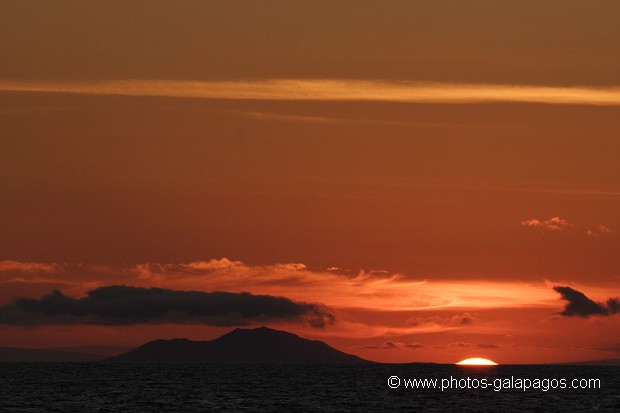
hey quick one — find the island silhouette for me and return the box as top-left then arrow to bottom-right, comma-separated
105,327 -> 370,363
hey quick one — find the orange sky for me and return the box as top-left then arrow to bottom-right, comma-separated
1,1 -> 619,363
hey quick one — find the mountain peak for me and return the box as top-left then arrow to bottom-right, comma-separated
225,326 -> 298,338
231,326 -> 280,334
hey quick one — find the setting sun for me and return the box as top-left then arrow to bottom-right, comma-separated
456,358 -> 498,366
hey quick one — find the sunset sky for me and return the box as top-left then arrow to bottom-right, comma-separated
1,1 -> 619,364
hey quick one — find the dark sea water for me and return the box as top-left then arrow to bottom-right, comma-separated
1,363 -> 618,412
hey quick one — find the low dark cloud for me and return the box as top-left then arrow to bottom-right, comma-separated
355,341 -> 425,350
355,341 -> 400,350
449,341 -> 471,348
553,286 -> 620,317
0,285 -> 335,328
477,342 -> 499,349
592,345 -> 620,355
406,312 -> 476,327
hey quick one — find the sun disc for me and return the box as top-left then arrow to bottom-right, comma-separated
456,357 -> 498,366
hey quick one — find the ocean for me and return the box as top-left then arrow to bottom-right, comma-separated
1,363 -> 618,412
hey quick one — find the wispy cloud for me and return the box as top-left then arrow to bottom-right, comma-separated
521,217 -> 613,236
586,225 -> 613,237
128,260 -> 559,311
0,260 -> 60,274
520,217 -> 572,231
0,258 -> 562,313
232,110 -> 492,128
405,313 -> 476,328
3,79 -> 620,105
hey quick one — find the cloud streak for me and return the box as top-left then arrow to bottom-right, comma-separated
0,260 -> 60,274
0,285 -> 335,328
355,341 -> 424,350
3,79 -> 620,105
521,218 -> 613,237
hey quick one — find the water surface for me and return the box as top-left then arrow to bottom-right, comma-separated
1,363 -> 618,412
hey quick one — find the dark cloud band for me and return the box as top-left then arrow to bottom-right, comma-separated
0,285 -> 335,328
